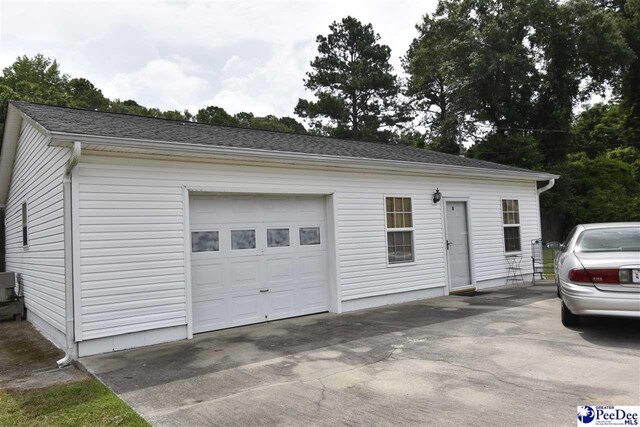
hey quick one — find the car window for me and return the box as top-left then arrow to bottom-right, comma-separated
575,227 -> 640,253
562,227 -> 578,252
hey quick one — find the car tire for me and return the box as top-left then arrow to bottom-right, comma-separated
561,301 -> 580,327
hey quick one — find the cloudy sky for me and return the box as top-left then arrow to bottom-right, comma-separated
0,0 -> 437,118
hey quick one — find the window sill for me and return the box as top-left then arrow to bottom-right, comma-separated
386,261 -> 417,268
504,252 -> 522,256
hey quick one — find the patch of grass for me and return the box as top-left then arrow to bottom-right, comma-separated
0,378 -> 149,427
542,247 -> 557,279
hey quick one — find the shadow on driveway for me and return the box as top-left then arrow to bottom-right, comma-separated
574,316 -> 640,350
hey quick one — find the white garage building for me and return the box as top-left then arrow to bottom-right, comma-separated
0,101 -> 557,359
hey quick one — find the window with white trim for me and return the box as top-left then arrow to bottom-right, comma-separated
385,197 -> 414,264
501,199 -> 521,252
21,202 -> 28,247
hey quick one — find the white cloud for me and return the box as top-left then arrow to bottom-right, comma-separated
210,41 -> 314,116
101,58 -> 210,110
0,0 -> 437,117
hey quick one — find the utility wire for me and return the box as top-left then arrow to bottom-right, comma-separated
471,123 -> 571,133
465,141 -> 639,155
470,123 -> 640,134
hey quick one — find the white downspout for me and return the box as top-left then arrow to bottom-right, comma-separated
57,141 -> 81,368
537,178 -> 555,194
535,178 -> 556,282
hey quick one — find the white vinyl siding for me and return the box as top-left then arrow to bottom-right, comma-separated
4,121 -> 69,334
77,180 -> 186,340
74,153 -> 541,341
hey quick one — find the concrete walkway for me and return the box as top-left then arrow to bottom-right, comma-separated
81,284 -> 640,426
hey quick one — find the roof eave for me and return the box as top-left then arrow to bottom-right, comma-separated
0,105 -> 57,206
48,131 -> 559,181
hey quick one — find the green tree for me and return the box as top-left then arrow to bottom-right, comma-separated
295,16 -> 401,141
404,14 -> 464,154
615,0 -> 640,137
242,114 -> 306,134
194,106 -> 239,126
467,134 -> 544,170
67,78 -> 109,110
406,0 -> 633,163
541,150 -> 640,233
193,106 -> 307,134
0,54 -> 71,134
570,102 -> 635,158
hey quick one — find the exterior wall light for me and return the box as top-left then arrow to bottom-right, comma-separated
433,188 -> 442,204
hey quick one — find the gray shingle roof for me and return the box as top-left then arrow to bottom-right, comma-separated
11,101 -> 538,174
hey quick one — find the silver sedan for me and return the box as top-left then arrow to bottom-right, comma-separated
555,222 -> 640,326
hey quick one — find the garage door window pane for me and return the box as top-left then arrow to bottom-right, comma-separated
191,231 -> 219,252
267,228 -> 290,247
231,229 -> 256,250
300,227 -> 321,245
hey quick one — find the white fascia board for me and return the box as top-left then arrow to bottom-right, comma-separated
48,131 -> 559,182
0,105 -> 55,205
0,106 -> 23,205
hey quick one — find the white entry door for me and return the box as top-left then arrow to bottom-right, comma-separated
189,194 -> 330,333
445,201 -> 472,291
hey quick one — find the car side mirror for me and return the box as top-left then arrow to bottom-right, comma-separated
545,241 -> 561,250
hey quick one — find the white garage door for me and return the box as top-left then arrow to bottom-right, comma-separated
189,194 -> 330,333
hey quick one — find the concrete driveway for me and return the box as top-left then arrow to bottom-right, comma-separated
81,284 -> 640,426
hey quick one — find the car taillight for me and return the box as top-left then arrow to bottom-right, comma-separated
568,268 -> 592,283
568,268 -> 620,284
588,269 -> 620,284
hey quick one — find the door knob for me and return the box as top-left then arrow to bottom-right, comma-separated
446,240 -> 452,250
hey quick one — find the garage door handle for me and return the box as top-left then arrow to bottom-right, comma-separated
259,289 -> 269,293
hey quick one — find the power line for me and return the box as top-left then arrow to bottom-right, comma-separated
472,124 -> 640,135
472,123 -> 571,133
465,141 -> 639,155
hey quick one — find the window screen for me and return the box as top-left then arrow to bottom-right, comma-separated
387,231 -> 414,264
385,197 -> 414,264
501,200 -> 521,252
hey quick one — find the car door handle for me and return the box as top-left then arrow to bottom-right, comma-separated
259,289 -> 269,293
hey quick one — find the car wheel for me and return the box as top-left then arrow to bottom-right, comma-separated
561,301 -> 580,327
